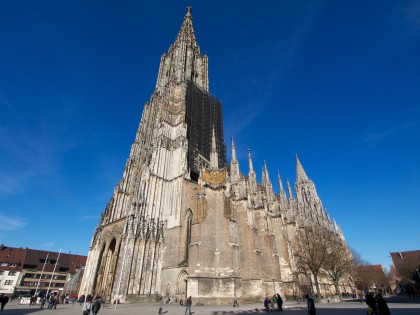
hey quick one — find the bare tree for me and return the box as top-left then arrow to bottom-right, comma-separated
323,237 -> 355,296
293,226 -> 331,298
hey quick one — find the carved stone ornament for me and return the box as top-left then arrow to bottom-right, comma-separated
202,169 -> 226,186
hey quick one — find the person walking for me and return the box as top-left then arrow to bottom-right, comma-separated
48,294 -> 55,309
233,294 -> 239,307
0,294 -> 9,311
184,296 -> 192,315
82,298 -> 92,315
366,292 -> 378,315
276,293 -> 283,311
306,295 -> 316,315
264,294 -> 271,312
53,294 -> 59,310
375,291 -> 390,315
158,296 -> 163,314
40,296 -> 46,309
91,295 -> 102,315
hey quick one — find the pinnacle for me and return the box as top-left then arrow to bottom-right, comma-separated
174,6 -> 199,50
296,154 -> 309,183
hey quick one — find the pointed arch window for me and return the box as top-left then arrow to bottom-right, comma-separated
183,210 -> 193,264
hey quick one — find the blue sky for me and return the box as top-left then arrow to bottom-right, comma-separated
0,1 -> 419,269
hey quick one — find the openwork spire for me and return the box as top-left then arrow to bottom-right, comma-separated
174,7 -> 199,52
155,6 -> 209,93
296,154 -> 309,183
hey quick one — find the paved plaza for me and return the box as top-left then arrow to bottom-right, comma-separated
2,298 -> 420,315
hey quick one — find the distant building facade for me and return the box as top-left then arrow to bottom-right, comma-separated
0,245 -> 25,296
355,264 -> 389,292
390,250 -> 420,294
80,7 -> 351,304
0,245 -> 86,297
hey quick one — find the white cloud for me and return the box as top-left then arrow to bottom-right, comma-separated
0,212 -> 27,231
40,242 -> 55,248
363,129 -> 395,145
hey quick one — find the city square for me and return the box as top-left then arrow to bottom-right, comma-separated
2,297 -> 420,315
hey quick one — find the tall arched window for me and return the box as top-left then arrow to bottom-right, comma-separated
183,210 -> 193,264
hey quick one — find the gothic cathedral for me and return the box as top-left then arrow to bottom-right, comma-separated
79,7 -> 351,304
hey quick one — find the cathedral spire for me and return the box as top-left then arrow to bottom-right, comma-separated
174,7 -> 198,51
155,6 -> 209,93
210,126 -> 219,170
296,154 -> 309,183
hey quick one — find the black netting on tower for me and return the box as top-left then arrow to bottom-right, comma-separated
185,81 -> 227,180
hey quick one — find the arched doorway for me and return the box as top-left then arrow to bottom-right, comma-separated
97,238 -> 119,301
177,270 -> 188,298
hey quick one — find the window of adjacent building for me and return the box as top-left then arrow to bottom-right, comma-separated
4,280 -> 13,285
23,264 -> 37,269
9,271 -> 17,276
1,263 -> 7,266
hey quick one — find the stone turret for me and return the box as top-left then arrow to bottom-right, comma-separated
230,137 -> 240,183
210,126 -> 219,170
247,149 -> 257,195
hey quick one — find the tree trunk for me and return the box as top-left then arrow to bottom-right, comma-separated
334,280 -> 341,297
313,274 -> 322,299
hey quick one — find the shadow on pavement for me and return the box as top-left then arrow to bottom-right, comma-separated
211,307 -> 420,315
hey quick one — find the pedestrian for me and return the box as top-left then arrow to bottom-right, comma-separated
306,294 -> 316,315
158,296 -> 163,314
375,291 -> 390,315
233,293 -> 239,307
51,294 -> 58,310
82,298 -> 92,315
184,296 -> 192,315
264,294 -> 271,312
91,295 -> 102,315
48,294 -> 55,309
40,296 -> 46,309
366,292 -> 378,315
276,293 -> 283,311
0,294 -> 9,311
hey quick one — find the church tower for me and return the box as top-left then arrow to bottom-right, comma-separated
80,7 -> 352,304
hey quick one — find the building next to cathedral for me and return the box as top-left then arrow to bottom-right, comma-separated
79,7 -> 353,304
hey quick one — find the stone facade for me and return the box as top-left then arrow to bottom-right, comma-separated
79,7 -> 352,305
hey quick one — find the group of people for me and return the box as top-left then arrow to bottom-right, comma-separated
365,290 -> 390,315
82,295 -> 102,315
263,293 -> 284,312
178,296 -> 192,315
0,294 -> 9,311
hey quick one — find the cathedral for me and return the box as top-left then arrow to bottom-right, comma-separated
79,7 -> 351,304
